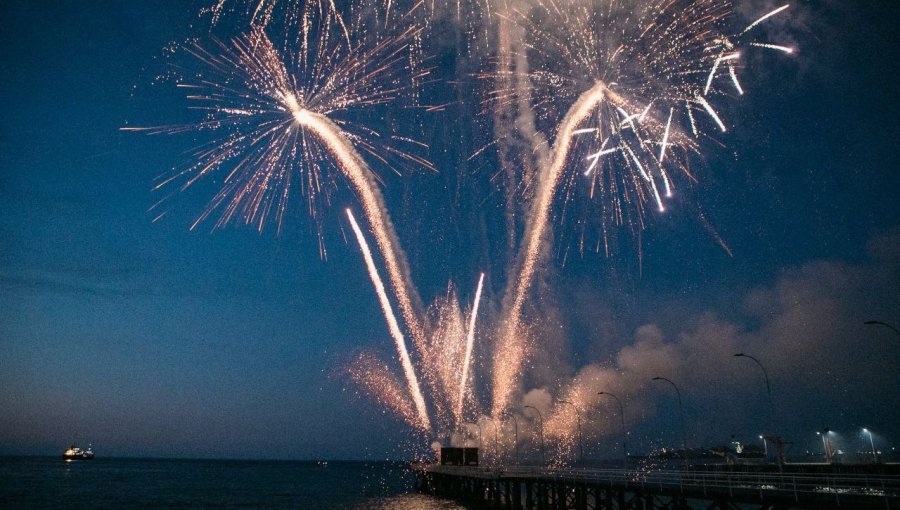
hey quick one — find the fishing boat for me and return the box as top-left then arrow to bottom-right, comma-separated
63,444 -> 94,460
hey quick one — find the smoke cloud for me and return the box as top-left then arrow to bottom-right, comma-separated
507,228 -> 900,460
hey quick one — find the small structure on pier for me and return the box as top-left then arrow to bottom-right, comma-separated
440,447 -> 479,467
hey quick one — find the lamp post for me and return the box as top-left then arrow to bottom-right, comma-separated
759,435 -> 769,458
733,353 -> 776,434
505,413 -> 520,465
863,428 -> 877,463
817,429 -> 834,464
652,376 -> 689,468
558,400 -> 583,463
598,391 -> 628,468
524,405 -> 545,466
733,353 -> 785,470
864,320 -> 900,338
481,416 -> 500,464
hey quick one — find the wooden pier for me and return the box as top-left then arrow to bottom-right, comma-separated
416,464 -> 900,509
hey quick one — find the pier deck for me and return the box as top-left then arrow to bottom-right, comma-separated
417,464 -> 900,509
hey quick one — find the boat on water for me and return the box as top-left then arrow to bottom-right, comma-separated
63,445 -> 94,460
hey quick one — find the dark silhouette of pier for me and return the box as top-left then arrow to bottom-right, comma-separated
416,463 -> 900,509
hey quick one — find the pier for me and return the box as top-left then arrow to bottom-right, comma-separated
416,464 -> 900,509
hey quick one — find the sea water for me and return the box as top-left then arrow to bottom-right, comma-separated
0,457 -> 465,509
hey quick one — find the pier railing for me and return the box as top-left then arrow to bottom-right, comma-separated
422,464 -> 900,508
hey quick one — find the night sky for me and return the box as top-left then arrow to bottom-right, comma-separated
2,1 -> 900,461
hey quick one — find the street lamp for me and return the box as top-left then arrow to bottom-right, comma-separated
759,435 -> 768,458
652,376 -> 689,468
524,405 -> 545,466
817,429 -> 834,464
864,320 -> 900,338
598,391 -> 628,468
733,353 -> 776,433
863,428 -> 877,463
481,416 -> 500,465
558,400 -> 583,463
505,413 -> 520,465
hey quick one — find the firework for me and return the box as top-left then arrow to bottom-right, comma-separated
414,277 -> 491,435
456,273 -> 485,421
347,208 -> 431,431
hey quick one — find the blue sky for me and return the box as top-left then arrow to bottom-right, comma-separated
2,1 -> 900,460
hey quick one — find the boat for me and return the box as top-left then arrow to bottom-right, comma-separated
63,444 -> 94,460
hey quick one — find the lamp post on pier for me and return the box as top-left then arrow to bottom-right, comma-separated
734,352 -> 785,469
733,353 -> 776,432
524,405 -> 545,466
863,428 -> 878,463
505,413 -> 520,465
558,400 -> 583,463
598,391 -> 628,468
652,376 -> 689,468
817,429 -> 834,464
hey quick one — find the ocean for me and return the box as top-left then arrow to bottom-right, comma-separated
0,457 -> 465,509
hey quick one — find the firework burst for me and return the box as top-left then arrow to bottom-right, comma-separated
128,14 -> 429,232
126,6 -> 435,362
490,0 -> 792,245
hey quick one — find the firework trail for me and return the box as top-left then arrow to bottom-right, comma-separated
493,81 -> 610,416
456,272 -> 485,421
411,278 -> 491,435
292,106 -> 429,352
146,15 -> 494,433
347,208 -> 431,431
742,4 -> 791,35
